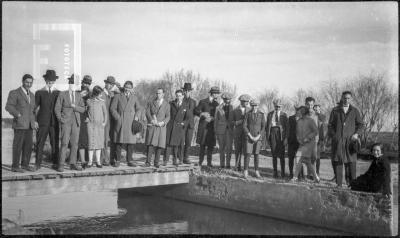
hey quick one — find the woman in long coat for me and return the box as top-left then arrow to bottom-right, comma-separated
145,88 -> 170,167
328,92 -> 364,186
109,82 -> 141,166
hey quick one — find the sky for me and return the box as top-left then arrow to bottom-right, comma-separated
2,2 -> 398,117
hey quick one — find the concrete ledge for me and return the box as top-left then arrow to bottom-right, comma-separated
151,171 -> 394,236
2,171 -> 190,197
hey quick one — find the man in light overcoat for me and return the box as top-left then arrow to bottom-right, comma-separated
145,88 -> 170,167
109,81 -> 141,167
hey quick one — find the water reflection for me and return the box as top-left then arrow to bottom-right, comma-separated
6,189 -> 345,235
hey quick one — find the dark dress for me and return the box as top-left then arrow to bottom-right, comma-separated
78,94 -> 89,149
350,155 -> 391,195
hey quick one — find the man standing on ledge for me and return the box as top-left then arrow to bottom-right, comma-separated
54,74 -> 86,171
232,94 -> 251,171
110,81 -> 141,167
145,88 -> 170,168
182,83 -> 196,164
328,91 -> 364,187
6,74 -> 38,172
194,86 -> 220,167
34,70 -> 60,170
214,93 -> 234,168
266,99 -> 288,178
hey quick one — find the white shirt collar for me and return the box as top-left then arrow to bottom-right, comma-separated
20,86 -> 29,95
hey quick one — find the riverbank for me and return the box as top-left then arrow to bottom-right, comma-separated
144,167 -> 395,236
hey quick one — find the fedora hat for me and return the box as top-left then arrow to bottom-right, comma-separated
273,99 -> 282,106
43,70 -> 59,81
104,76 -> 116,85
209,86 -> 220,94
182,82 -> 194,91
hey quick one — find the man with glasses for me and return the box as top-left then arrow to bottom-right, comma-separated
266,99 -> 288,178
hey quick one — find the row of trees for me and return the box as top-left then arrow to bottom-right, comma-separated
128,69 -> 397,150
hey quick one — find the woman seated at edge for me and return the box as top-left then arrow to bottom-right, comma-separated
350,142 -> 392,198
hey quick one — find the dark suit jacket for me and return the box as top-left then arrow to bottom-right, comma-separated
5,87 -> 36,130
266,110 -> 288,142
183,97 -> 197,129
166,100 -> 190,146
35,87 -> 60,127
194,97 -> 219,145
287,115 -> 299,146
54,90 -> 86,126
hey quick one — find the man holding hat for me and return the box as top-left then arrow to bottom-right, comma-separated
214,92 -> 234,168
54,74 -> 86,171
34,69 -> 60,170
194,86 -> 220,167
243,99 -> 265,178
232,94 -> 251,171
100,76 -> 117,166
6,74 -> 39,172
266,99 -> 288,178
182,83 -> 196,164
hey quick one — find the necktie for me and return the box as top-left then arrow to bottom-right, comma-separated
27,90 -> 30,103
48,87 -> 51,94
275,111 -> 279,124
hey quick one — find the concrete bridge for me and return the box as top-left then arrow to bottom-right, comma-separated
2,163 -> 197,198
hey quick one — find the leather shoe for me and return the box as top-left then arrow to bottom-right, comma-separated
173,162 -> 179,166
96,164 -> 103,168
56,167 -> 64,172
22,166 -> 36,172
11,167 -> 24,173
70,164 -> 83,171
112,161 -> 120,167
127,162 -> 136,167
102,162 -> 110,166
182,160 -> 191,164
154,164 -> 160,168
144,162 -> 151,167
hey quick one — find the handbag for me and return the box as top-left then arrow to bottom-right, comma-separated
132,119 -> 143,134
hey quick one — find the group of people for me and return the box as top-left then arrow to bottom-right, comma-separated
5,70 -> 391,197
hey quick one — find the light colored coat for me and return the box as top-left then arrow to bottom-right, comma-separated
145,99 -> 170,148
110,93 -> 141,144
5,87 -> 36,129
214,103 -> 234,135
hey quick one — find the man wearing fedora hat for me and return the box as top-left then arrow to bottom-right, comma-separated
6,74 -> 39,172
266,99 -> 288,178
100,76 -> 117,166
243,99 -> 265,178
232,94 -> 251,171
214,92 -> 234,168
34,69 -> 60,170
194,86 -> 220,167
182,82 -> 196,164
55,74 -> 86,171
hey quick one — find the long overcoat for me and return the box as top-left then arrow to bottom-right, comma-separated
110,93 -> 141,144
194,98 -> 219,146
328,104 -> 364,163
145,99 -> 170,148
232,106 -> 251,150
166,100 -> 190,146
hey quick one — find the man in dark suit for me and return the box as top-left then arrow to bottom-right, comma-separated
287,106 -> 302,179
266,99 -> 288,178
165,89 -> 190,166
182,83 -> 196,164
243,99 -> 265,178
34,70 -> 60,170
54,74 -> 86,171
100,76 -> 117,166
194,86 -> 220,167
328,91 -> 364,187
232,94 -> 251,171
6,74 -> 38,172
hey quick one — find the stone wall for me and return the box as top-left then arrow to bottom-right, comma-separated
149,171 -> 394,236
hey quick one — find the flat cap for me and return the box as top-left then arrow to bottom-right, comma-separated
250,99 -> 260,106
273,99 -> 282,106
209,86 -> 220,94
221,93 -> 233,100
238,94 -> 251,102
